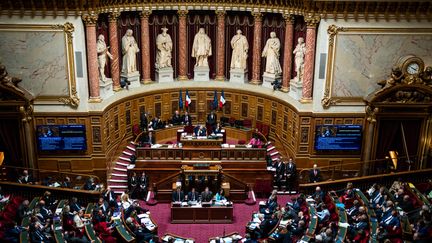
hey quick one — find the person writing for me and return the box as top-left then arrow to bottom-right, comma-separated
195,125 -> 207,137
248,135 -> 263,148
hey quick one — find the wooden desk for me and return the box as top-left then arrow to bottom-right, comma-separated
163,233 -> 195,243
171,205 -> 233,224
180,137 -> 223,148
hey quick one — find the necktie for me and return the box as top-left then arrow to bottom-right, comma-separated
178,192 -> 180,202
314,170 -> 317,176
192,193 -> 195,201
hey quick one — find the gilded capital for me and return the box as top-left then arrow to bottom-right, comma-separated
305,15 -> 320,27
177,10 -> 189,18
215,10 -> 226,18
251,12 -> 263,21
82,15 -> 98,25
109,11 -> 121,22
140,10 -> 152,19
283,14 -> 295,24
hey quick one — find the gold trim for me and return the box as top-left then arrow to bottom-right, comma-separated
322,26 -> 432,108
0,23 -> 79,108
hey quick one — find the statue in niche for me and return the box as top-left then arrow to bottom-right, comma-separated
293,37 -> 306,82
230,29 -> 249,71
96,34 -> 113,82
155,27 -> 173,69
121,29 -> 140,74
262,32 -> 282,75
192,28 -> 212,67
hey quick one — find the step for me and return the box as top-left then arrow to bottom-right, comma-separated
108,184 -> 128,189
111,175 -> 128,181
114,190 -> 124,194
266,146 -> 275,151
116,161 -> 129,167
126,145 -> 136,151
114,167 -> 127,172
122,150 -> 133,156
269,151 -> 279,156
109,178 -> 128,183
111,173 -> 127,177
119,156 -> 131,162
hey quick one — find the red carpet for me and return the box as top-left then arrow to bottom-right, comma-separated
143,196 -> 293,242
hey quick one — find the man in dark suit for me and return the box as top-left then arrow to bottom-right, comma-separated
139,171 -> 149,200
181,111 -> 192,126
201,187 -> 213,202
103,186 -> 116,203
275,159 -> 285,190
140,112 -> 149,131
285,158 -> 297,192
195,125 -> 207,137
309,164 -> 321,183
151,116 -> 163,130
311,186 -> 325,202
17,200 -> 30,222
171,110 -> 182,125
206,110 -> 217,133
172,187 -> 185,202
187,187 -> 199,202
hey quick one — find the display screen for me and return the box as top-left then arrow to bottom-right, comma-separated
37,125 -> 87,151
314,125 -> 362,151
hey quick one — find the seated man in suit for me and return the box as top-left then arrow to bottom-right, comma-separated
206,110 -> 217,133
201,187 -> 213,202
309,164 -> 321,183
187,187 -> 199,203
140,112 -> 149,131
150,116 -> 164,130
181,111 -> 192,126
213,122 -> 223,134
171,110 -> 182,125
195,125 -> 207,137
172,187 -> 185,202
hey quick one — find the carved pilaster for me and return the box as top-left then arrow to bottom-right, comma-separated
281,13 -> 295,92
215,10 -> 226,81
177,10 -> 189,80
140,10 -> 153,83
82,15 -> 98,26
108,11 -> 120,22
250,12 -> 263,84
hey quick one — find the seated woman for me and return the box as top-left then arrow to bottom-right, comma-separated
215,188 -> 226,201
248,134 -> 263,148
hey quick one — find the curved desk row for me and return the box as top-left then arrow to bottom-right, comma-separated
19,197 -> 40,243
354,189 -> 378,243
84,203 -> 102,243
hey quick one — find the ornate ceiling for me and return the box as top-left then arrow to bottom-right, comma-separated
0,0 -> 431,21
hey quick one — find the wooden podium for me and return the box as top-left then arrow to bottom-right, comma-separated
180,137 -> 223,148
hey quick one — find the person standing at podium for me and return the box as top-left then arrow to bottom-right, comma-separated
172,187 -> 185,202
201,187 -> 213,202
207,110 -> 218,133
181,111 -> 192,126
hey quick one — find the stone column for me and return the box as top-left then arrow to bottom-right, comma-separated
140,10 -> 152,84
177,10 -> 189,81
301,16 -> 320,102
83,15 -> 101,102
250,12 -> 263,84
215,10 -> 226,81
108,12 -> 121,91
281,14 -> 295,92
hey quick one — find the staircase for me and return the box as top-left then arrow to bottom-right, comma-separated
107,141 -> 136,194
266,141 -> 281,170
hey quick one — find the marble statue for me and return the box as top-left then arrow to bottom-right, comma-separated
192,28 -> 212,67
230,29 -> 249,70
0,64 -> 24,94
293,37 -> 306,81
121,29 -> 140,74
155,27 -> 173,69
262,32 -> 282,75
96,34 -> 113,82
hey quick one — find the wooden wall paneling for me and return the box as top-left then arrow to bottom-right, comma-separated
58,161 -> 71,171
315,118 -> 323,125
241,103 -> 248,118
323,118 -> 333,124
257,106 -> 263,122
162,93 -> 171,121
335,118 -> 343,124
154,102 -> 162,118
264,99 -> 271,124
35,118 -> 45,125
46,118 -> 56,124
70,159 -> 93,172
355,118 -> 364,125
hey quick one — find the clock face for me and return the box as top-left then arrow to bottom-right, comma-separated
407,62 -> 420,75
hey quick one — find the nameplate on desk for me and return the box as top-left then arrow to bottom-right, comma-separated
172,202 -> 181,207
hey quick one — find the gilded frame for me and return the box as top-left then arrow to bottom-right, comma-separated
322,25 -> 432,109
0,23 -> 79,107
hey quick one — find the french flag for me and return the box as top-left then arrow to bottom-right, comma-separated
185,90 -> 191,108
219,90 -> 226,109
